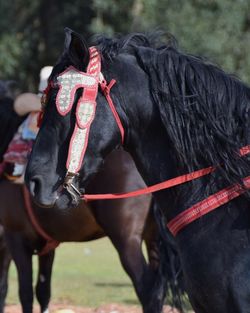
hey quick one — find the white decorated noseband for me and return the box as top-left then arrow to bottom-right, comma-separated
56,47 -> 101,175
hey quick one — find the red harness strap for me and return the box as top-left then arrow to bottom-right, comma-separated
166,146 -> 250,236
22,186 -> 60,255
167,176 -> 250,236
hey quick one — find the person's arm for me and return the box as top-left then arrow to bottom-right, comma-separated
13,93 -> 41,116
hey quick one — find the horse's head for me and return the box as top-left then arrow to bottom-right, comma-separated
25,28 -> 148,210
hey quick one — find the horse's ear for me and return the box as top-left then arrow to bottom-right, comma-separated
64,27 -> 89,71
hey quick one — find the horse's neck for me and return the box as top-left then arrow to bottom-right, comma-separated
127,112 -> 219,219
119,75 -> 181,210
127,119 -> 179,206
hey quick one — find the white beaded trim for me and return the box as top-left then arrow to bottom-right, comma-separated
67,127 -> 88,173
57,67 -> 96,115
76,101 -> 95,129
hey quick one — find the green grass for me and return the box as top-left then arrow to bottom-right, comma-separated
6,238 -> 139,307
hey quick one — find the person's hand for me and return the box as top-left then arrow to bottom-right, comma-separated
14,93 -> 41,116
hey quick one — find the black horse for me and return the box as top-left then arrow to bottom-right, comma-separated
25,28 -> 250,313
0,82 -> 183,313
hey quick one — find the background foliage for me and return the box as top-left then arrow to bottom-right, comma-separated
0,0 -> 250,90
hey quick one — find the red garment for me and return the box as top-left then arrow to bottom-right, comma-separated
3,132 -> 33,164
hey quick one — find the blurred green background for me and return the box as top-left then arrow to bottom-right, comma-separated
1,0 -> 250,90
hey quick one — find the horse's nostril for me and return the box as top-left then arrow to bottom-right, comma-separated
29,180 -> 35,197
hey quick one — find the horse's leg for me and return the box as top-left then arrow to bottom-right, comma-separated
0,228 -> 11,313
92,198 -> 160,313
98,211 -> 159,313
35,250 -> 55,313
144,200 -> 185,313
143,216 -> 166,312
4,231 -> 33,313
111,233 -> 155,313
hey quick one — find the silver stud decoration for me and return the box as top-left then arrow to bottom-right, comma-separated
76,101 -> 95,129
56,67 -> 97,115
67,127 -> 88,173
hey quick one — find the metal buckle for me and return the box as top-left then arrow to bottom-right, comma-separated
63,172 -> 82,201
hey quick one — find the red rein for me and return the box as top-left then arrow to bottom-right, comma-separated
82,146 -> 250,201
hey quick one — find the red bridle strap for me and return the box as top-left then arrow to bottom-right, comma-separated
37,81 -> 54,128
99,78 -> 125,144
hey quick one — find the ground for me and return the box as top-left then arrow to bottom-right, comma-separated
5,303 -> 182,313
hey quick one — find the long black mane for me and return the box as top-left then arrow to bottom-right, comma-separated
95,32 -> 250,186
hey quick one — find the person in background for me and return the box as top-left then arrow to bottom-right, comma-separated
2,66 -> 53,180
13,66 -> 52,116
